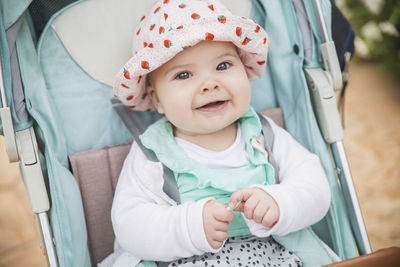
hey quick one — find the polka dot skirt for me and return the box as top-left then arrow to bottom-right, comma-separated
157,236 -> 302,267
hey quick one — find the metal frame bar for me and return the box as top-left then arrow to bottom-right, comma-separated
331,142 -> 372,254
15,127 -> 59,267
0,57 -> 7,108
313,0 -> 330,43
37,212 -> 59,267
310,0 -> 372,255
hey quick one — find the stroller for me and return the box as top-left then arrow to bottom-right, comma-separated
1,0 -> 398,266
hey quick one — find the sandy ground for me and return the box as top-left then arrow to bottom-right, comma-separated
341,62 -> 400,250
0,62 -> 399,266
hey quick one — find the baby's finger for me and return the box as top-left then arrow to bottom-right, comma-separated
261,206 -> 279,228
214,220 -> 230,232
243,197 -> 259,220
228,188 -> 253,208
214,207 -> 235,222
213,230 -> 229,243
210,240 -> 224,250
253,202 -> 269,224
232,201 -> 245,212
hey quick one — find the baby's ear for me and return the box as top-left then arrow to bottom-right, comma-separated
147,83 -> 164,114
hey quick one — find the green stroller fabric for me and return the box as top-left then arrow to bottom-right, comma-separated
0,0 -> 34,133
1,0 -> 359,266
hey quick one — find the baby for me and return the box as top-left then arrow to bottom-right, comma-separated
110,0 -> 336,266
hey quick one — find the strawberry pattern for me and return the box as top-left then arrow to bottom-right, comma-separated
164,40 -> 173,48
115,0 -> 269,111
141,61 -> 150,70
153,6 -> 161,14
241,36 -> 251,45
217,15 -> 226,23
123,69 -> 131,79
191,13 -> 200,19
236,27 -> 242,37
204,32 -> 214,40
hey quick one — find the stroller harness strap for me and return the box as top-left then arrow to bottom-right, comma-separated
112,100 -> 278,204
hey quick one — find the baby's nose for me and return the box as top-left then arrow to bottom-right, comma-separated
200,79 -> 220,93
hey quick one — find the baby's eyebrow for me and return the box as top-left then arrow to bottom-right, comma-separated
216,52 -> 240,60
164,64 -> 193,77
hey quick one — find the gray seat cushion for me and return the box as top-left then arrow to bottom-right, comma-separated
69,142 -> 131,264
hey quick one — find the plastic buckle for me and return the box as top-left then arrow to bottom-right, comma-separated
320,41 -> 343,91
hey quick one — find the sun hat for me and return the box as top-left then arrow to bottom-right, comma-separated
114,0 -> 269,111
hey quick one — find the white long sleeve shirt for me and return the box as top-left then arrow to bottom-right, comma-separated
109,116 -> 331,266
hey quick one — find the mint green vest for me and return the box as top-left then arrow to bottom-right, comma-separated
141,107 -> 275,237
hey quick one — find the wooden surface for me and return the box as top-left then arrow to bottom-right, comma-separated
0,62 -> 399,266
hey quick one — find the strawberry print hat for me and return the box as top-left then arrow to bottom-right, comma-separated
114,0 -> 269,111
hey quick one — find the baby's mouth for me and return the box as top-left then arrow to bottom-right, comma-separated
196,100 -> 229,112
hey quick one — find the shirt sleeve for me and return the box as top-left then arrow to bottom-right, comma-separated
245,117 -> 331,237
111,143 -> 219,261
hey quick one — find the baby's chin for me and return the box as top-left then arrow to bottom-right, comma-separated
175,122 -> 238,137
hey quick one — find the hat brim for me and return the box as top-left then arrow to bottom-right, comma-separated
114,16 -> 269,111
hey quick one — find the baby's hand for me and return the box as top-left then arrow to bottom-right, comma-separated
228,188 -> 280,228
203,200 -> 234,249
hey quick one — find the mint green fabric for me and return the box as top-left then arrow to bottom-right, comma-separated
141,107 -> 275,237
1,0 -> 31,29
21,15 -> 91,267
273,227 -> 337,266
28,1 -> 140,265
136,260 -> 157,267
0,1 -> 34,134
2,0 -> 358,265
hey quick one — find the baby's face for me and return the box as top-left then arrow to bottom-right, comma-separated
148,41 -> 251,137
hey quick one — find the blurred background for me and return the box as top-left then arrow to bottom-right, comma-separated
0,0 -> 399,266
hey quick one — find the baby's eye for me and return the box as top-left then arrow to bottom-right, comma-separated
216,62 -> 232,71
175,72 -> 192,80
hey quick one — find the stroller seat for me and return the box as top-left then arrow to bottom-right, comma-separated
52,1 -> 280,263
37,0 -> 276,264
69,108 -> 283,264
3,0 -> 372,265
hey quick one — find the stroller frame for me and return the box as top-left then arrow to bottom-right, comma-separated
0,63 -> 58,265
0,0 -> 372,266
305,0 -> 371,255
